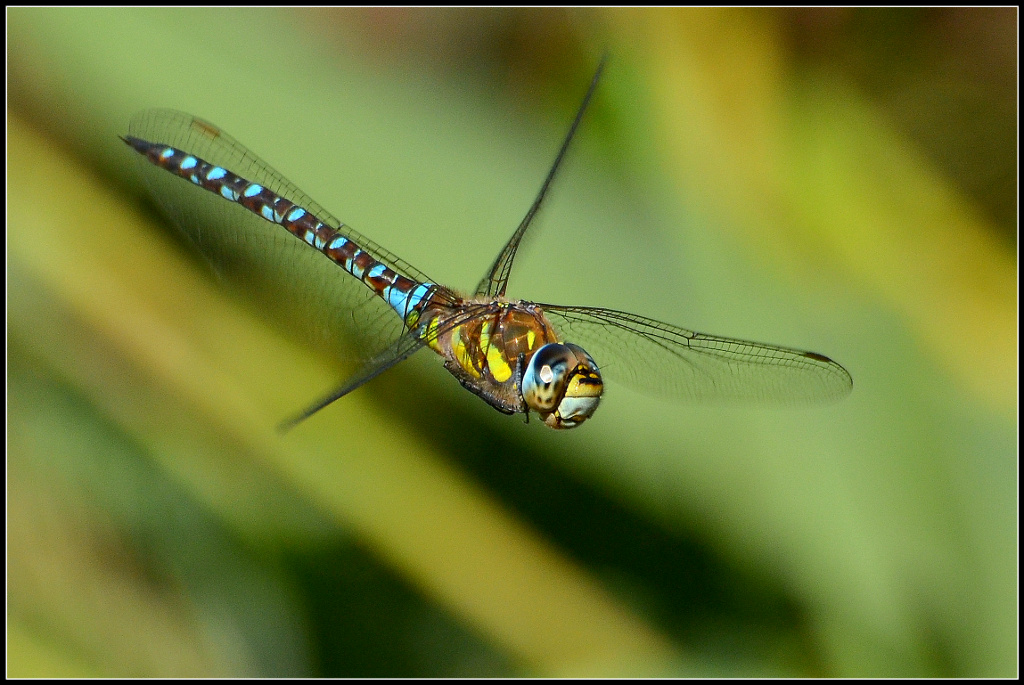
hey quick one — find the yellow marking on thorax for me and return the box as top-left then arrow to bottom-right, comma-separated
425,317 -> 442,353
406,309 -> 420,329
479,320 -> 513,383
451,326 -> 478,378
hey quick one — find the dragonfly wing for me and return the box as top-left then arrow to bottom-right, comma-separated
127,109 -> 447,362
474,56 -> 607,298
278,327 -> 430,431
542,305 -> 853,404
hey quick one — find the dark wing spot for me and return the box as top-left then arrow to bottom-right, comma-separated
191,119 -> 221,139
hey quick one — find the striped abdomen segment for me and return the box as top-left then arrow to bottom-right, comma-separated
123,135 -> 437,328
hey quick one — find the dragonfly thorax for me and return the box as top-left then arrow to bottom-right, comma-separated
424,300 -> 603,426
522,342 -> 603,429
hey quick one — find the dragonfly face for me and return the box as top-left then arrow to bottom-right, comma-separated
522,342 -> 603,429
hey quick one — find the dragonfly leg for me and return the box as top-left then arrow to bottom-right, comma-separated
445,360 -> 518,415
516,352 -> 530,424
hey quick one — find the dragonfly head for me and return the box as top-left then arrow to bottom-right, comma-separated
522,343 -> 603,429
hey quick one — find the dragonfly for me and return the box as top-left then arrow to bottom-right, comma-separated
123,59 -> 852,430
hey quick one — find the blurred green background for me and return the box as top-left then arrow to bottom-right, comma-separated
7,8 -> 1016,677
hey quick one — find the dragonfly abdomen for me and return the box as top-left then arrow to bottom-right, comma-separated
123,135 -> 437,327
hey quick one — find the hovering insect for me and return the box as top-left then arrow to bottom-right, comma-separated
124,58 -> 852,430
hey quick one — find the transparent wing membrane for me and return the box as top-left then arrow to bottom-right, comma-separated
475,55 -> 607,299
277,327 -> 431,432
127,109 -> 448,363
543,305 -> 853,404
277,302 -> 494,431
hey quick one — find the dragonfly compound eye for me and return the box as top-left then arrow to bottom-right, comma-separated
523,343 -> 604,429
